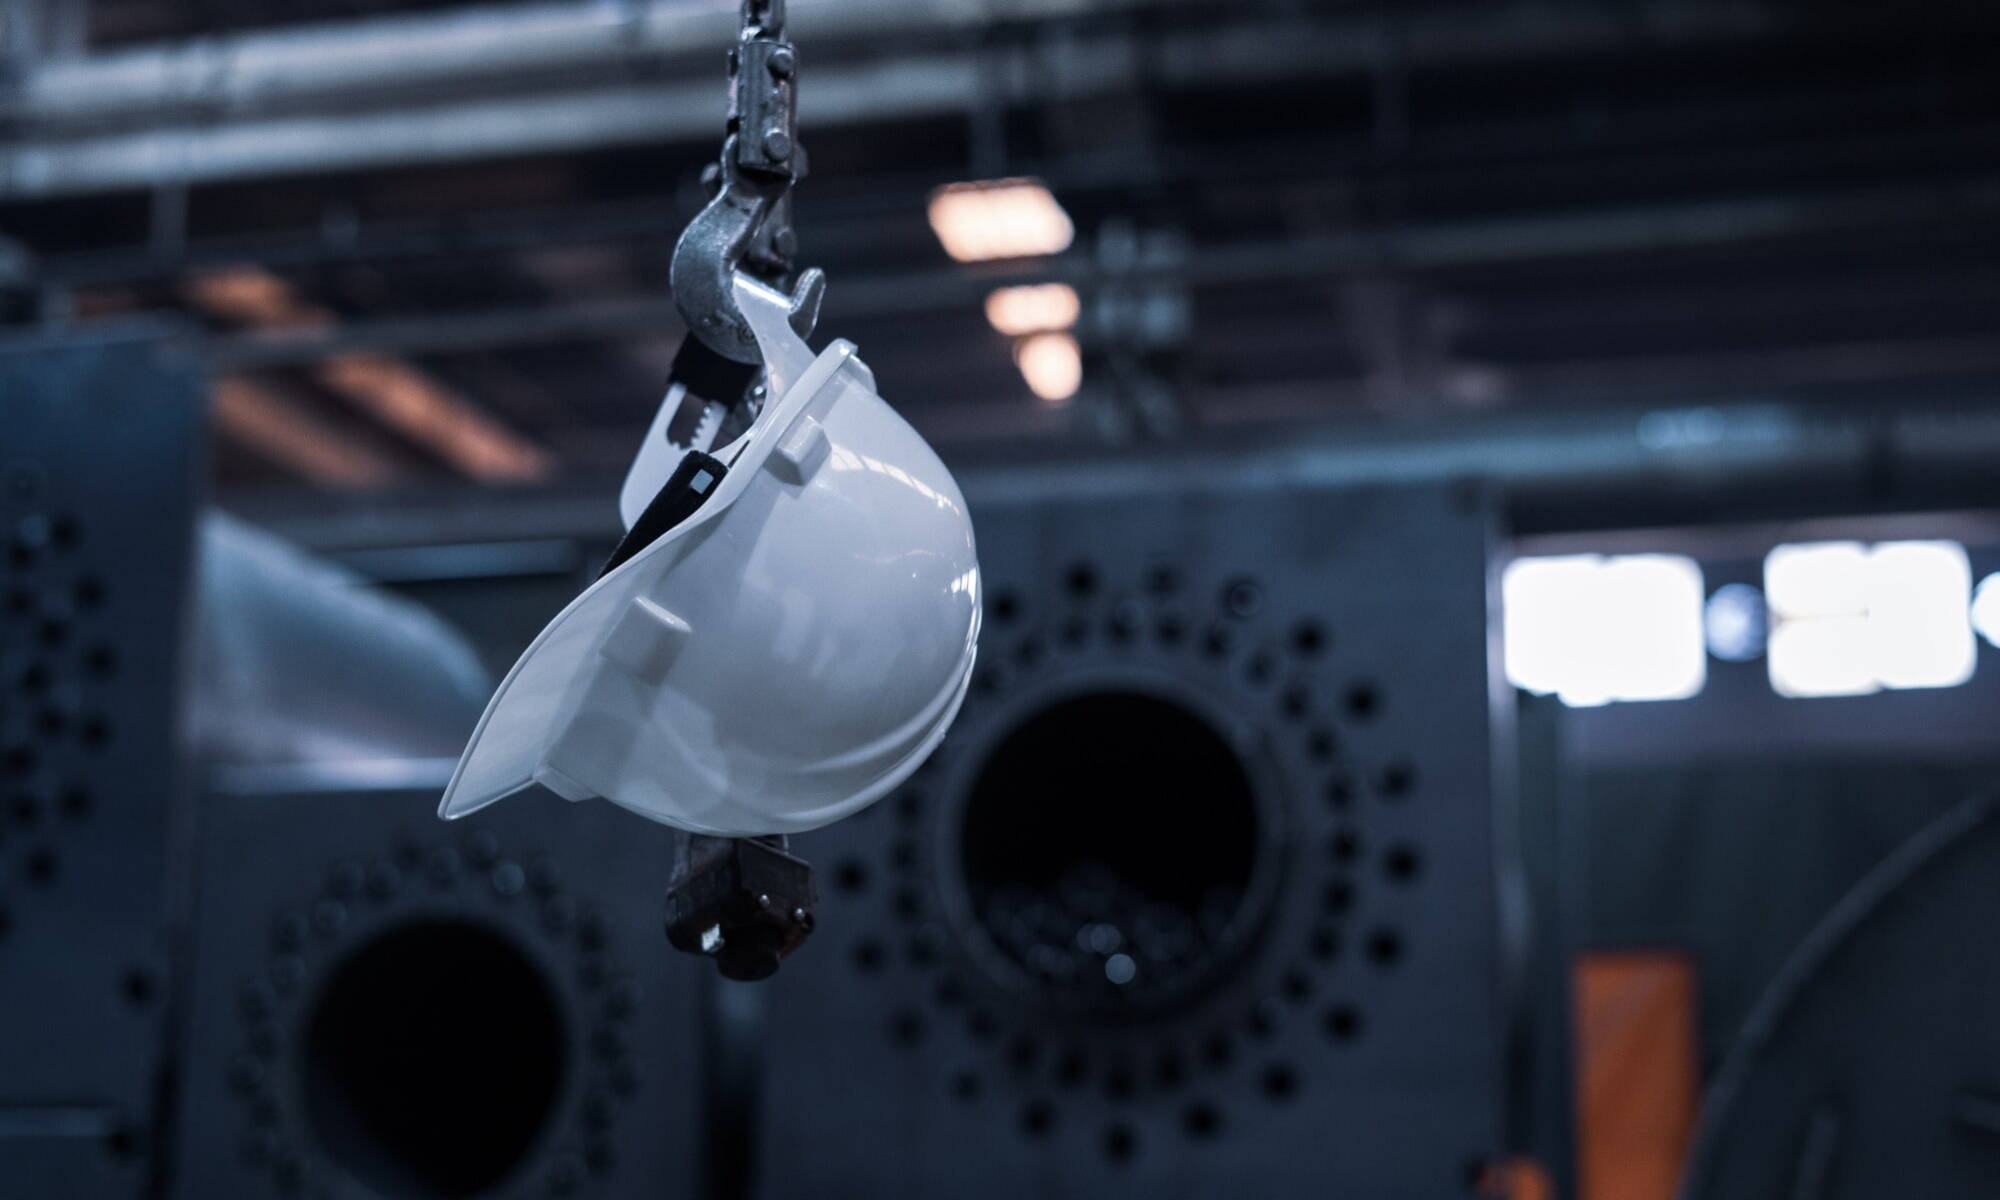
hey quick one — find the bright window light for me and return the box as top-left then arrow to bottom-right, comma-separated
1764,540 -> 1974,697
1768,616 -> 1875,698
928,179 -> 1074,263
1974,572 -> 2000,649
1013,332 -> 1082,403
1765,541 -> 1870,619
1502,554 -> 1707,707
985,284 -> 1080,336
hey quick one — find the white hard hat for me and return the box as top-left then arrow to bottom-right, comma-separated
439,274 -> 981,835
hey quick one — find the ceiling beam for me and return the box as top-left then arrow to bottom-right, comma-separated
188,265 -> 553,483
212,376 -> 401,488
191,175 -> 2000,371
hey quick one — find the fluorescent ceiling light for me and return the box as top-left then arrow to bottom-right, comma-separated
928,179 -> 1074,263
985,284 -> 1080,336
1013,332 -> 1082,403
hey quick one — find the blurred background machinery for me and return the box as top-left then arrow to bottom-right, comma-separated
0,328 -> 200,1199
763,477 -> 1504,1196
7,1 -> 2000,1199
1,329 -> 705,1200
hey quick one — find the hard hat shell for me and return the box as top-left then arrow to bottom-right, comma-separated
439,277 -> 981,835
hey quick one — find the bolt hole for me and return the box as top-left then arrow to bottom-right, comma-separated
1054,1049 -> 1088,1088
122,969 -> 156,1009
4,743 -> 37,776
1106,602 -> 1141,644
1201,1032 -> 1232,1069
1013,636 -> 1046,668
1064,563 -> 1098,599
1281,969 -> 1313,1003
1261,1063 -> 1299,1102
79,716 -> 111,750
1007,1036 -> 1038,1070
1182,1102 -> 1222,1139
887,1010 -> 925,1047
850,939 -> 885,974
17,663 -> 51,696
1324,774 -> 1354,810
1103,1123 -> 1137,1163
832,858 -> 869,895
73,576 -> 106,612
990,591 -> 1021,625
1324,1005 -> 1363,1043
1345,681 -> 1382,722
1322,881 -> 1354,915
1385,844 -> 1423,883
1104,1065 -> 1136,1100
1221,577 -> 1262,618
1379,760 -> 1417,800
1020,1100 -> 1055,1137
103,1125 -> 141,1163
1368,929 -> 1405,969
1291,620 -> 1327,657
1328,828 -> 1362,864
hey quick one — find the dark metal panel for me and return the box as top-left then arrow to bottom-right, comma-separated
0,327 -> 204,1195
169,785 -> 702,1200
757,480 -> 1507,1197
1679,790 -> 2000,1200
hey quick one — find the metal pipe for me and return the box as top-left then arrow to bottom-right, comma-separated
190,512 -> 491,771
241,397 -> 2000,552
6,0 -> 1790,128
0,0 -> 1811,199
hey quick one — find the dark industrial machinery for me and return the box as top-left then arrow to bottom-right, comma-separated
756,475 -> 1510,1196
1,327 -> 708,1200
171,784 -> 700,1200
1677,790 -> 2000,1200
0,327 -> 203,1197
